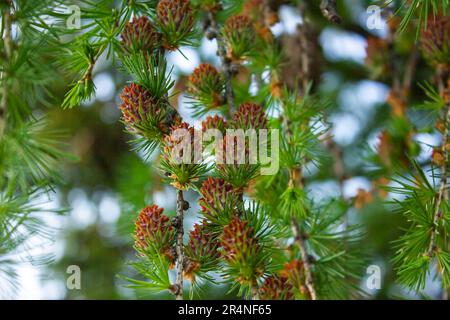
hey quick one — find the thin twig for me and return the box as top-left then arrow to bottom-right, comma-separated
297,3 -> 310,94
328,140 -> 345,195
326,138 -> 348,227
284,99 -> 317,300
288,165 -> 317,301
320,0 -> 341,24
174,189 -> 186,300
251,285 -> 260,300
402,45 -> 419,95
0,1 -> 13,138
291,218 -> 317,300
298,24 -> 310,94
386,12 -> 401,94
207,11 -> 235,113
278,5 -> 317,300
427,70 -> 449,257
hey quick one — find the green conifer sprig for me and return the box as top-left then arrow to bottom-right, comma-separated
1,118 -> 75,188
0,0 -> 74,296
61,41 -> 99,109
123,248 -> 173,293
279,186 -> 310,220
392,0 -> 450,35
121,52 -> 175,100
306,201 -> 367,299
58,1 -> 140,108
389,164 -> 450,292
418,82 -> 447,114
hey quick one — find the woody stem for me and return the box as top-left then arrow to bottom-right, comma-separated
207,11 -> 235,113
174,189 -> 185,300
0,1 -> 13,138
320,0 -> 341,23
289,170 -> 317,301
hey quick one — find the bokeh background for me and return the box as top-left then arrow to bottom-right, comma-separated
10,0 -> 444,299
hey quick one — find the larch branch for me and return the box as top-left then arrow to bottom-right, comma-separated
0,1 -> 13,138
207,11 -> 235,113
291,218 -> 317,300
283,6 -> 318,300
174,189 -> 186,300
427,72 -> 450,257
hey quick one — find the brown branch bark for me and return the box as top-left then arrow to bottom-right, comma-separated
207,11 -> 235,113
386,15 -> 401,95
287,165 -> 317,300
291,218 -> 317,300
277,5 -> 318,300
0,1 -> 13,138
320,0 -> 341,24
325,138 -> 348,225
296,3 -> 311,94
402,46 -> 419,95
174,189 -> 186,300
